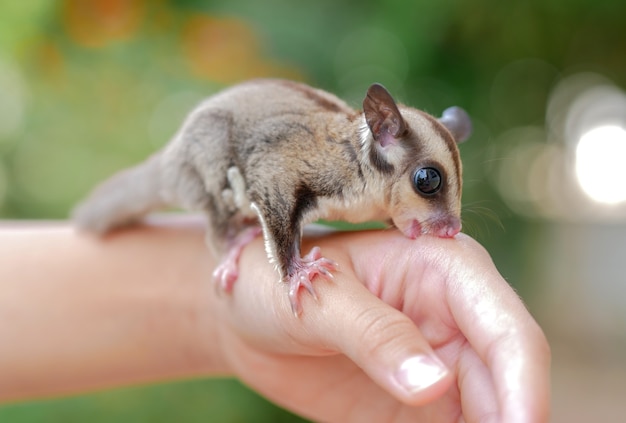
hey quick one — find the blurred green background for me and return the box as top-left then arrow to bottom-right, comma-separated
1,1 -> 626,422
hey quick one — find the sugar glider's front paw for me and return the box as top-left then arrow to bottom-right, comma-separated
287,246 -> 338,316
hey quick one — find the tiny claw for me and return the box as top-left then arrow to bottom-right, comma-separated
317,265 -> 334,279
300,275 -> 318,300
288,282 -> 304,316
290,298 -> 302,317
303,246 -> 323,262
320,257 -> 339,270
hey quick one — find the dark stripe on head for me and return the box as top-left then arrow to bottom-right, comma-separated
418,111 -> 461,178
278,80 -> 345,113
369,145 -> 395,175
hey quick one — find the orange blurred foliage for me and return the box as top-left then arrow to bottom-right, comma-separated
62,0 -> 145,48
182,15 -> 302,84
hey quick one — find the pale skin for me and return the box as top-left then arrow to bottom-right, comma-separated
0,216 -> 550,423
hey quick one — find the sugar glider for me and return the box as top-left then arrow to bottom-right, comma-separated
72,79 -> 472,315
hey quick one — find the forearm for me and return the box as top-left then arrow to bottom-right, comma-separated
0,218 -> 226,403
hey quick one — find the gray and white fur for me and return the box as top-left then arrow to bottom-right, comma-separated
72,79 -> 471,313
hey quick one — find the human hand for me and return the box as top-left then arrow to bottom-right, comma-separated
210,229 -> 550,423
0,219 -> 548,421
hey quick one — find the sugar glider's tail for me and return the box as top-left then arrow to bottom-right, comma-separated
72,154 -> 167,234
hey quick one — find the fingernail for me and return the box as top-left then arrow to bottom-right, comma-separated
394,355 -> 449,394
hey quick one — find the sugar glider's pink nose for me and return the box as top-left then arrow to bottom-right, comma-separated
434,216 -> 461,238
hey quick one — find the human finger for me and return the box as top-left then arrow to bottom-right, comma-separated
445,234 -> 551,423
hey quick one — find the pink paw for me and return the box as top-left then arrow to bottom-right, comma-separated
288,246 -> 338,316
213,260 -> 239,292
212,226 -> 262,292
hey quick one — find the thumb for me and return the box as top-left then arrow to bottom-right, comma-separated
303,274 -> 453,406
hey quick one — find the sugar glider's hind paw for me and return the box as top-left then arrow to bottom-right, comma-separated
287,246 -> 338,316
212,226 -> 263,292
212,258 -> 239,292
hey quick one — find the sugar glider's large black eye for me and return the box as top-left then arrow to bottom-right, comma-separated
413,167 -> 442,195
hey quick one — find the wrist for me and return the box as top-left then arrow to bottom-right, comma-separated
136,219 -> 234,378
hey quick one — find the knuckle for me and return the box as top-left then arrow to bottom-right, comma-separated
353,305 -> 417,358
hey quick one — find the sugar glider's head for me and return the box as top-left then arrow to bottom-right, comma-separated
362,83 -> 472,239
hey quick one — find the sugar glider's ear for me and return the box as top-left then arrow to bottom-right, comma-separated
363,83 -> 407,147
438,106 -> 472,143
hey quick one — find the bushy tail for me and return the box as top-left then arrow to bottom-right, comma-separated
72,154 -> 166,234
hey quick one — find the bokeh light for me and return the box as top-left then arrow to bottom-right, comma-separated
491,71 -> 626,221
576,125 -> 626,205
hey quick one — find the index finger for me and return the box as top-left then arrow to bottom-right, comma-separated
445,234 -> 551,423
